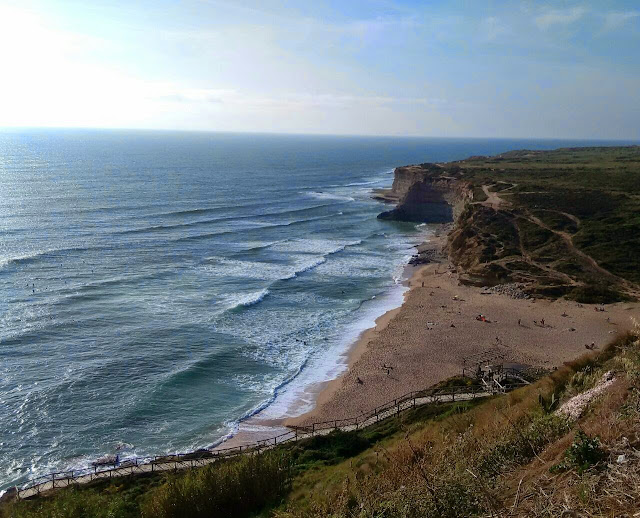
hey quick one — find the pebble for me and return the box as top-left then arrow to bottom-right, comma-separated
489,283 -> 530,299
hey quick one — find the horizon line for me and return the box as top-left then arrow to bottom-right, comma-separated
0,126 -> 639,143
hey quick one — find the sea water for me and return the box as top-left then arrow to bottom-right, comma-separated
0,130 -> 632,490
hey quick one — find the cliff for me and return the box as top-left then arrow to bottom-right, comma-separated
376,164 -> 469,223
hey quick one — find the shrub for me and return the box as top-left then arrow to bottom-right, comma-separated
551,430 -> 606,474
141,451 -> 292,518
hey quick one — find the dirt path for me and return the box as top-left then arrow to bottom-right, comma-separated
479,185 -> 638,297
481,184 -> 508,209
525,212 -> 636,293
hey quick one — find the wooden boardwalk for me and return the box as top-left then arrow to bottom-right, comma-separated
16,382 -> 523,499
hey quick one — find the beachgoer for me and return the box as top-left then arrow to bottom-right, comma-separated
541,318 -> 545,326
517,318 -> 521,326
421,281 -> 424,287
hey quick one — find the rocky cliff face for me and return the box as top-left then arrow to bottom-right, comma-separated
377,164 -> 469,223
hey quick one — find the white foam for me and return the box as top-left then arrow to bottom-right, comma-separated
271,238 -> 361,255
304,191 -> 355,202
201,258 -> 288,281
221,288 -> 270,311
249,229 -> 432,421
254,279 -> 410,420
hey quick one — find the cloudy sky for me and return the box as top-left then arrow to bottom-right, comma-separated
0,0 -> 638,138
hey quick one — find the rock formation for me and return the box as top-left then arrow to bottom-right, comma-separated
375,163 -> 468,223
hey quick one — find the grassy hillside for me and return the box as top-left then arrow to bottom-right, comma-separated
442,146 -> 640,302
276,325 -> 640,517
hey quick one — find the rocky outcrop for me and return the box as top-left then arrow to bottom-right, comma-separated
376,164 -> 470,223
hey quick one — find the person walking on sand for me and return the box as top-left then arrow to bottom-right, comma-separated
517,318 -> 521,326
541,318 -> 545,327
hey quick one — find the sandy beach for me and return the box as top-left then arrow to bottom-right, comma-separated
285,230 -> 639,427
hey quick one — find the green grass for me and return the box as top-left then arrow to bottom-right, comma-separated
443,146 -> 640,300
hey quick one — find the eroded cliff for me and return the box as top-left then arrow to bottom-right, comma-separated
376,164 -> 469,223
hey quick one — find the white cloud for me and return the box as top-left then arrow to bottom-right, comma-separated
534,7 -> 586,30
602,11 -> 640,31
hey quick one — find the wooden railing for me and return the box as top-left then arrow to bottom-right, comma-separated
14,380 -> 528,499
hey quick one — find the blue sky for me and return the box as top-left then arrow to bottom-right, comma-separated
0,0 -> 638,138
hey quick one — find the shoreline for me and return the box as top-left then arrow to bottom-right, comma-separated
283,267 -> 421,427
218,227 -> 436,448
283,235 -> 444,428
281,232 -> 639,428
222,218 -> 638,444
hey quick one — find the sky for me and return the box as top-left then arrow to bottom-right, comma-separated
0,0 -> 638,139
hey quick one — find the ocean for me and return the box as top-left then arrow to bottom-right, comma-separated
0,130 -> 633,490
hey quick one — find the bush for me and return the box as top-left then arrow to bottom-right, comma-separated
141,451 -> 292,518
551,430 -> 606,474
291,430 -> 371,468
